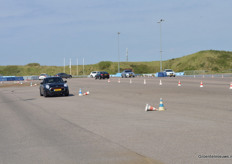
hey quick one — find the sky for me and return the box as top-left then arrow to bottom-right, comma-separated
0,0 -> 232,66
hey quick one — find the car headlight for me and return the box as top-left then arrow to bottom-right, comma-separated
45,84 -> 50,89
64,83 -> 68,87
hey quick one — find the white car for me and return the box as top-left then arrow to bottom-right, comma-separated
39,73 -> 50,80
121,70 -> 135,78
89,71 -> 99,78
164,69 -> 176,77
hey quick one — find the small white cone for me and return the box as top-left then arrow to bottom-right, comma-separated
212,75 -> 214,78
144,79 -> 146,85
145,104 -> 157,111
159,79 -> 162,86
194,75 -> 196,78
118,78 -> 120,83
230,82 -> 232,89
30,82 -> 33,86
222,74 -> 224,78
178,80 -> 181,86
200,81 -> 204,88
130,79 -> 132,84
79,88 -> 83,96
108,79 -> 110,83
20,81 -> 23,85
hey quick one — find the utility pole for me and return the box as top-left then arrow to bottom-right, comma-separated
64,58 -> 65,73
83,58 -> 85,75
77,58 -> 78,76
69,58 -> 71,75
126,48 -> 128,62
117,32 -> 120,73
157,19 -> 164,72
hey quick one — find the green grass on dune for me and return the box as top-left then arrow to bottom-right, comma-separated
0,50 -> 231,76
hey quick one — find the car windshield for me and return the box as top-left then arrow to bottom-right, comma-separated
44,78 -> 63,83
165,70 -> 173,72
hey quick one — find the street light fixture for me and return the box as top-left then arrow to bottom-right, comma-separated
157,19 -> 164,72
117,32 -> 120,73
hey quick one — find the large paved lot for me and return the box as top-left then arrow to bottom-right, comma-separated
0,77 -> 232,164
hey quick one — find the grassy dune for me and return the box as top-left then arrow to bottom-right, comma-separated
0,50 -> 231,76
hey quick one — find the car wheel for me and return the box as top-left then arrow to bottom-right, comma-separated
43,90 -> 48,97
40,88 -> 43,96
64,90 -> 69,96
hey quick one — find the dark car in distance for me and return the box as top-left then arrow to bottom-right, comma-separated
40,77 -> 69,97
55,73 -> 72,79
95,71 -> 110,79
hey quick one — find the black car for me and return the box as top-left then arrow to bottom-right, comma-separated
95,71 -> 110,79
40,77 -> 69,97
55,73 -> 72,79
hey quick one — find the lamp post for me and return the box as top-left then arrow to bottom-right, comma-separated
157,19 -> 164,72
117,32 -> 120,73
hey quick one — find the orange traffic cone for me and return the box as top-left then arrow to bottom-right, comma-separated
145,104 -> 157,111
83,91 -> 90,95
178,80 -> 181,86
200,81 -> 204,88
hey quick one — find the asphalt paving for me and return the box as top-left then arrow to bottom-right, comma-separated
0,76 -> 231,164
